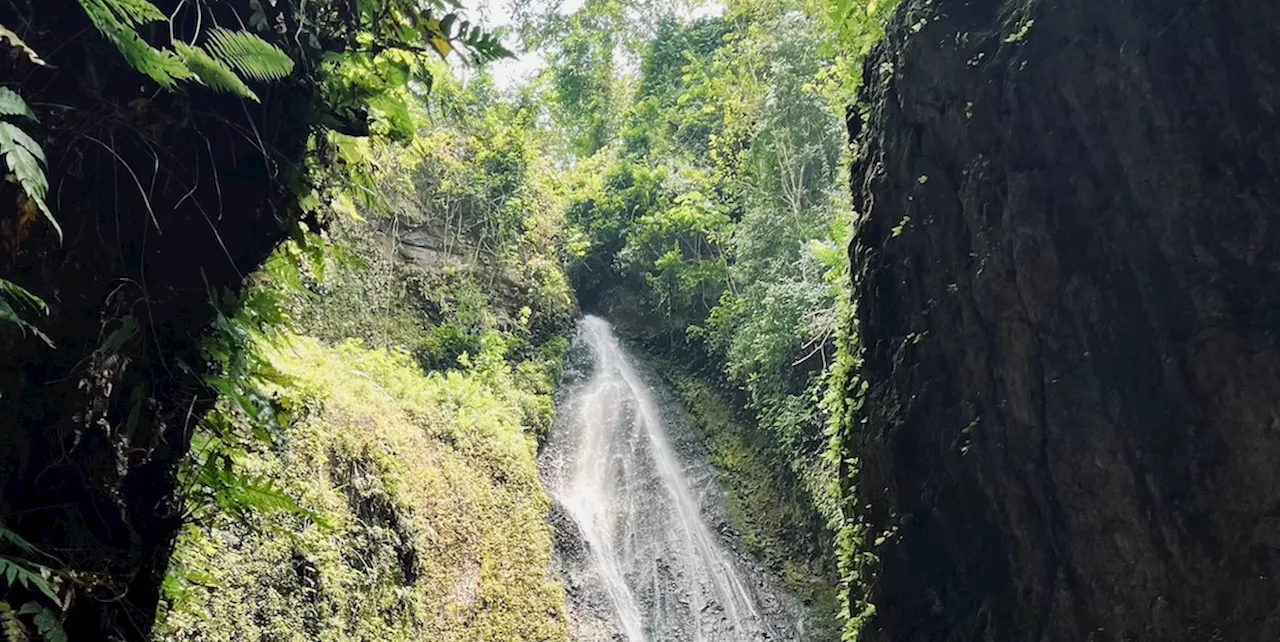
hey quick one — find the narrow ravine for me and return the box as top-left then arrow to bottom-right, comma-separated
541,316 -> 808,642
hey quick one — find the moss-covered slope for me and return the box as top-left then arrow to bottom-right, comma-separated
157,335 -> 570,642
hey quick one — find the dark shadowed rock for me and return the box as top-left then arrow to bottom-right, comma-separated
845,0 -> 1280,640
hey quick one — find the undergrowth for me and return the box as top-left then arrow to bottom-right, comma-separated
155,332 -> 570,642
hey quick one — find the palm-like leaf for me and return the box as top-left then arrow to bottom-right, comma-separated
78,0 -> 192,88
204,28 -> 294,81
0,558 -> 58,605
0,280 -> 53,347
0,90 -> 60,242
84,0 -> 165,27
175,42 -> 259,101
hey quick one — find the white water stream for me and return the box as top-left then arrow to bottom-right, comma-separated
542,316 -> 796,641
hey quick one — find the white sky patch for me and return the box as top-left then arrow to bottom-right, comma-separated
464,0 -> 555,92
688,1 -> 724,20
461,0 -> 723,92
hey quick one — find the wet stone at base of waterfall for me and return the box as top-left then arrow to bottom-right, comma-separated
540,316 -> 815,642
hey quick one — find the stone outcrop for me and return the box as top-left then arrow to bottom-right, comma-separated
846,0 -> 1280,639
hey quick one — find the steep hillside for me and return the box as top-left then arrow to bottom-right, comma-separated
841,0 -> 1280,639
156,333 -> 571,642
151,90 -> 580,640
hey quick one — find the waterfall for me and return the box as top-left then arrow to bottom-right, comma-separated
542,316 -> 795,642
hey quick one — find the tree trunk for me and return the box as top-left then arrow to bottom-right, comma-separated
846,0 -> 1280,639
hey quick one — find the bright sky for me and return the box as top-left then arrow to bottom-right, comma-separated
463,0 -> 724,92
463,0 -> 572,92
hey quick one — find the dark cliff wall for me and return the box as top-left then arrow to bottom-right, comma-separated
1,3 -> 310,637
846,0 -> 1280,640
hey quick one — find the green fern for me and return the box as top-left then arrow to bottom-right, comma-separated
0,559 -> 58,606
0,88 -> 58,241
82,0 -> 165,27
0,122 -> 50,206
224,474 -> 308,516
174,42 -> 258,102
17,604 -> 65,642
0,527 -> 40,559
0,528 -> 60,606
0,603 -> 29,642
77,0 -> 192,88
0,88 -> 34,119
0,281 -> 51,345
77,0 -> 295,101
191,447 -> 310,522
0,124 -> 43,165
203,28 -> 294,82
0,31 -> 57,245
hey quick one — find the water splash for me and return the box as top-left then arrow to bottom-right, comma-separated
542,316 -> 786,642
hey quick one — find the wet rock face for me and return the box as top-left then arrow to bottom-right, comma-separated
846,0 -> 1280,640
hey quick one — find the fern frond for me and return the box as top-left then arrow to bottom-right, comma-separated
0,558 -> 59,605
0,102 -> 60,242
0,603 -> 30,642
203,28 -> 293,82
0,528 -> 42,559
230,475 -> 308,515
0,25 -> 48,67
0,123 -> 45,164
75,2 -> 292,100
0,279 -> 53,347
17,603 -> 66,642
0,88 -> 35,120
78,0 -> 164,29
0,127 -> 46,199
192,455 -> 311,523
114,38 -> 190,88
78,0 -> 191,88
174,42 -> 258,102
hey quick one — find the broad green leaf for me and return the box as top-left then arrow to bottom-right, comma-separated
0,558 -> 59,605
0,282 -> 54,347
0,122 -> 45,163
85,0 -> 166,27
0,88 -> 35,120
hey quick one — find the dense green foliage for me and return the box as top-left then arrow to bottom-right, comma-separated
158,333 -> 570,642
0,0 -> 509,346
0,1 -> 517,638
529,0 -> 855,593
155,72 -> 580,640
522,0 -> 900,636
2,0 -> 899,637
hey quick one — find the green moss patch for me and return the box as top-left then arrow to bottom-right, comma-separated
156,336 -> 570,642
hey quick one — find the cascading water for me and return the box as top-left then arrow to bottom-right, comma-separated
541,316 -> 807,642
